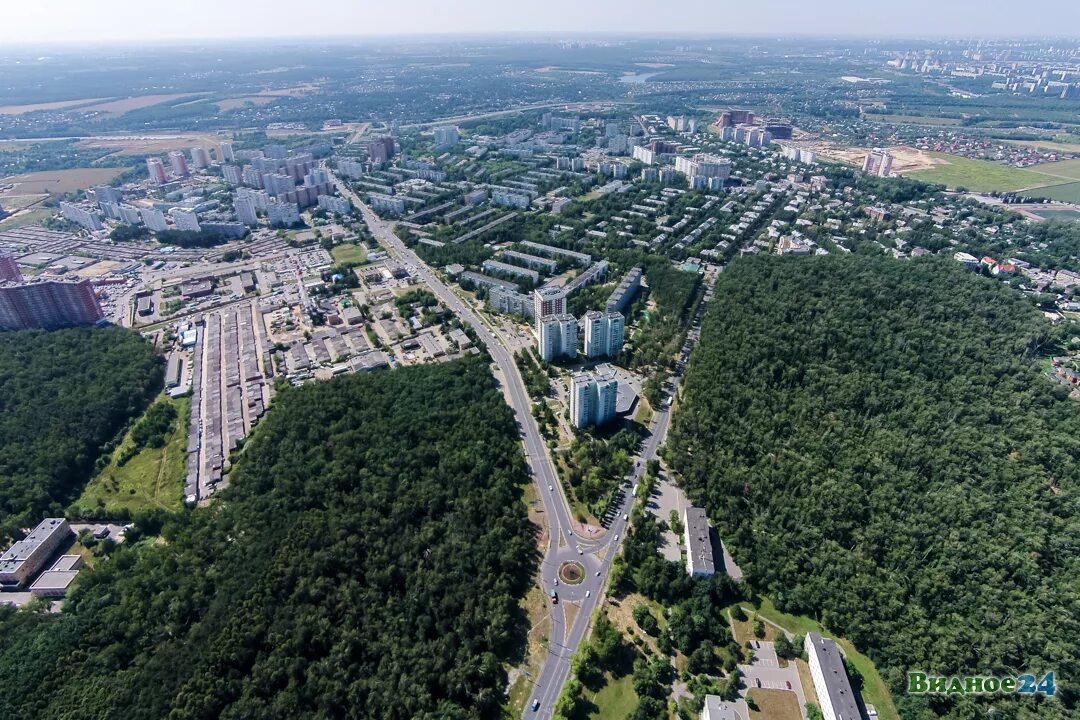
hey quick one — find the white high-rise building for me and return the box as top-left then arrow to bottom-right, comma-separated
632,145 -> 656,165
141,208 -> 168,232
234,194 -> 259,226
222,164 -> 243,185
569,373 -> 619,428
533,286 -> 567,338
862,149 -> 895,178
266,201 -> 300,227
146,158 -> 168,185
169,207 -> 201,232
537,314 -> 578,362
190,147 -> 211,169
168,151 -> 189,177
433,125 -> 460,149
118,205 -> 143,225
218,142 -> 235,163
237,187 -> 270,210
59,202 -> 103,231
583,310 -> 625,358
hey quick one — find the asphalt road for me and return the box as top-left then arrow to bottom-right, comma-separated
333,169 -> 712,718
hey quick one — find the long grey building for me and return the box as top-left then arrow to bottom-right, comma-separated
0,518 -> 71,589
682,506 -> 715,577
500,249 -> 558,274
807,632 -> 864,720
482,259 -> 540,283
606,266 -> 642,313
520,240 -> 592,267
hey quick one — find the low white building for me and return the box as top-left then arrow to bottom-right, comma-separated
807,632 -> 863,720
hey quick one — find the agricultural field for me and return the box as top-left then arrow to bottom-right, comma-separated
71,396 -> 189,516
869,113 -> 962,126
906,152 -> 1068,192
76,134 -> 229,156
0,98 -> 109,115
1005,138 -> 1080,154
79,93 -> 212,114
1,167 -> 128,194
1029,158 -> 1080,181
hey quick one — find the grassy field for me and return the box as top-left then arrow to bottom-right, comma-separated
79,93 -> 210,114
73,396 -> 189,515
733,598 -> 900,720
907,153 -> 1063,192
1029,158 -> 1080,181
748,688 -> 802,720
0,205 -> 56,229
330,243 -> 369,265
1004,138 -> 1080,154
2,167 -> 128,194
582,672 -> 637,720
870,113 -> 962,126
0,98 -> 109,115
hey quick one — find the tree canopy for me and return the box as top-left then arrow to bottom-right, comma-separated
0,326 -> 161,541
0,357 -> 536,720
666,254 -> 1078,719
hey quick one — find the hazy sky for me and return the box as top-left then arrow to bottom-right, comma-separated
3,0 -> 1079,44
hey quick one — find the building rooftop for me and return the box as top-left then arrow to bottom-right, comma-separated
684,506 -> 715,576
0,518 -> 69,575
808,632 -> 863,720
702,696 -> 749,720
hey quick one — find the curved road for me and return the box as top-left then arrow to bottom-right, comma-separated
333,171 -> 692,719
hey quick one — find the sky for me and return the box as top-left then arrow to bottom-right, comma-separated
2,0 -> 1079,45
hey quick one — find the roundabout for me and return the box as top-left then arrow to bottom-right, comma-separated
558,561 -> 586,585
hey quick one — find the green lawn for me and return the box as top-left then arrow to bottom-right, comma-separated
1028,158 -> 1080,181
330,243 -> 368,265
907,153 -> 1064,193
732,598 -> 900,720
582,672 -> 638,720
72,396 -> 189,515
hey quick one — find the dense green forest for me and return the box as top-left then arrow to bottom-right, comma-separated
0,327 -> 161,541
0,357 -> 535,720
666,254 -> 1078,719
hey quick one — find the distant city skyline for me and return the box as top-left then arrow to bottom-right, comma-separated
2,0 -> 1079,45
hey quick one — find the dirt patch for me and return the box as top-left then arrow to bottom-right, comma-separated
0,98 -> 109,115
80,93 -> 211,115
2,167 -> 127,194
76,134 -> 230,156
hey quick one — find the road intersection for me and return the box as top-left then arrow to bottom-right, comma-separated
332,170 -> 711,718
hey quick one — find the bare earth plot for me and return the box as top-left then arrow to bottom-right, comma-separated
76,134 -> 229,156
79,93 -> 212,114
0,97 -> 110,115
1,167 -> 128,194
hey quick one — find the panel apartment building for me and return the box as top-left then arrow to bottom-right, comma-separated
0,278 -> 104,331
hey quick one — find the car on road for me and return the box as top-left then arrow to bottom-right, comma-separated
549,484 -> 553,491
549,589 -> 558,604
786,681 -> 792,690
553,577 -> 558,585
531,699 -> 540,712
578,548 -> 582,555
585,590 -> 590,598
595,571 -> 600,577
756,679 -> 762,688
614,534 -> 619,541
622,514 -> 628,521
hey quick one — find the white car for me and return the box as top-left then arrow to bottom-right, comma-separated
549,485 -> 553,491
585,590 -> 591,598
578,548 -> 583,555
596,571 -> 600,577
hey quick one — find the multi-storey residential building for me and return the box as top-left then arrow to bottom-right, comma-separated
862,149 -> 894,177
368,193 -> 405,214
146,157 -> 168,184
168,150 -> 189,177
140,208 -> 168,232
218,142 -> 235,162
569,373 -> 618,428
190,146 -> 211,169
222,164 -> 243,185
366,136 -> 396,163
59,202 -> 103,231
606,267 -> 642,313
633,145 -> 656,165
533,286 -> 567,336
267,201 -> 301,227
169,207 -> 201,232
583,310 -> 625,358
683,507 -> 715,577
807,633 -> 863,720
488,285 -> 534,318
537,313 -> 578,362
0,254 -> 22,282
91,186 -> 123,205
433,125 -> 459,148
317,194 -> 352,215
234,194 -> 259,226
0,278 -> 104,331
117,205 -> 143,225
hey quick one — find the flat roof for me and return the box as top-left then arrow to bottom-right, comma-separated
30,570 -> 79,592
684,507 -> 715,575
0,518 -> 69,574
808,632 -> 863,720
